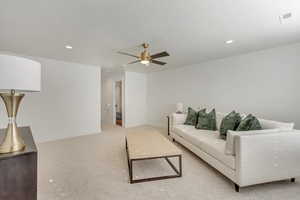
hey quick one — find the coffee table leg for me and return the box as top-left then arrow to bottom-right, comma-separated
125,138 -> 133,183
166,155 -> 182,177
179,155 -> 182,177
129,160 -> 133,183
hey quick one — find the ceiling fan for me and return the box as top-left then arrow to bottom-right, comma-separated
117,43 -> 170,66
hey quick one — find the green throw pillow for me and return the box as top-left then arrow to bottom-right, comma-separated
195,108 -> 217,131
184,107 -> 198,126
219,111 -> 242,140
236,114 -> 262,131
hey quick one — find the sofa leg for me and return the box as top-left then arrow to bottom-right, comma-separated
172,138 -> 175,142
291,178 -> 296,182
234,184 -> 240,192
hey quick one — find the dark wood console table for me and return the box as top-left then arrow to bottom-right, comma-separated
0,127 -> 37,200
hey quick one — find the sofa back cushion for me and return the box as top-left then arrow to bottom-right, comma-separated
171,113 -> 187,127
258,118 -> 294,130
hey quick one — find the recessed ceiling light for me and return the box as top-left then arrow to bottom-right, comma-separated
65,45 -> 72,49
279,12 -> 292,24
281,12 -> 292,20
225,40 -> 234,44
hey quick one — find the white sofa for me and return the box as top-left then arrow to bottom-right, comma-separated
170,112 -> 300,191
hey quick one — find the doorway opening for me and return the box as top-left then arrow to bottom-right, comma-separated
114,80 -> 123,126
101,70 -> 125,130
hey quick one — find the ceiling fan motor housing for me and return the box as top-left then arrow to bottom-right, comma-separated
141,50 -> 150,61
142,43 -> 149,49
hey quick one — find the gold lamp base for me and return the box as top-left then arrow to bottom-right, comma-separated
0,91 -> 25,154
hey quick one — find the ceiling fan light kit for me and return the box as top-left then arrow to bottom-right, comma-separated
140,60 -> 150,65
117,43 -> 169,66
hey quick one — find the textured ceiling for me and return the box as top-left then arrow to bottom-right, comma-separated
1,0 -> 300,72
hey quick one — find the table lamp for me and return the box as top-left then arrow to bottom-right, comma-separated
176,103 -> 184,114
0,54 -> 41,154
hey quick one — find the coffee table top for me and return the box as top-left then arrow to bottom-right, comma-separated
126,129 -> 181,160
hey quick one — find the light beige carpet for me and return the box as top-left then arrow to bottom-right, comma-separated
37,125 -> 300,200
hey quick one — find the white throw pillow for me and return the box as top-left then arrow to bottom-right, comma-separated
258,118 -> 294,130
225,129 -> 280,156
216,112 -> 226,130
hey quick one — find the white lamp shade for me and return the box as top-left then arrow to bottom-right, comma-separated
176,103 -> 184,113
0,54 -> 41,92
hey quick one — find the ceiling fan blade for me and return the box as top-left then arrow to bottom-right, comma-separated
151,60 -> 167,65
128,60 -> 140,64
117,51 -> 139,58
150,51 -> 170,59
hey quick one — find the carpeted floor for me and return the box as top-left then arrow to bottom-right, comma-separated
37,125 -> 300,200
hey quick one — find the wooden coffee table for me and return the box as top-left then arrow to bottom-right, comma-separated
125,130 -> 182,183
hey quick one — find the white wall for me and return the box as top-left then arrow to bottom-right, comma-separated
147,43 -> 300,128
124,72 -> 147,128
0,53 -> 101,142
101,71 -> 124,125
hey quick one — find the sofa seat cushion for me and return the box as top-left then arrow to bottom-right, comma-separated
173,125 -> 235,170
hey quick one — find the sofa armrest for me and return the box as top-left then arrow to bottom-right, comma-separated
170,113 -> 187,128
235,130 -> 300,186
